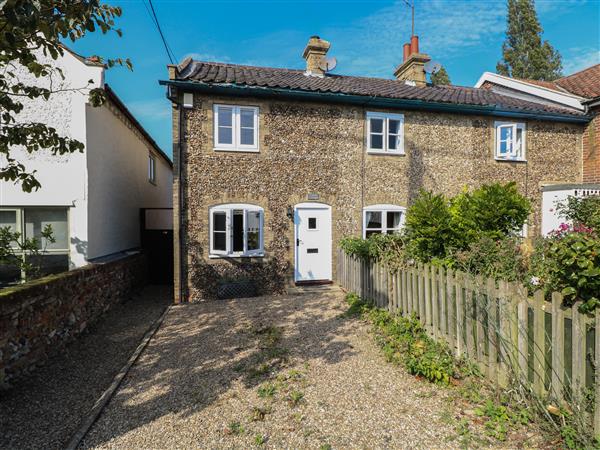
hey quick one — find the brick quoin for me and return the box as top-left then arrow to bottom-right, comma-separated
583,108 -> 600,183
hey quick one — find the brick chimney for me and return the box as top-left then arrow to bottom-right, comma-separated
394,35 -> 431,87
302,36 -> 331,76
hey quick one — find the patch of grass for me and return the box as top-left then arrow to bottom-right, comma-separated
257,383 -> 277,398
254,434 -> 266,446
225,421 -> 245,435
319,444 -> 332,450
288,390 -> 304,407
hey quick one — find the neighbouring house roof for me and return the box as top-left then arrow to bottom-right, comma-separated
104,84 -> 173,168
554,64 -> 600,99
161,60 -> 590,122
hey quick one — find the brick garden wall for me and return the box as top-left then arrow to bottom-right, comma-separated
0,252 -> 147,385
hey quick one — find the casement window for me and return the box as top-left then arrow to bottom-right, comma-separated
209,204 -> 264,257
0,207 -> 69,285
213,104 -> 259,152
495,121 -> 526,161
148,154 -> 156,184
363,205 -> 406,238
366,112 -> 405,154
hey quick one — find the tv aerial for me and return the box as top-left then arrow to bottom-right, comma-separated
319,57 -> 337,73
424,60 -> 442,74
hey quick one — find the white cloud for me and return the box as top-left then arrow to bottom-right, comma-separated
563,47 -> 600,75
180,52 -> 231,64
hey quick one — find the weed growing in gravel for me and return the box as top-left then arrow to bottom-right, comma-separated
226,421 -> 245,435
474,398 -> 530,441
257,383 -> 277,398
254,434 -> 266,446
244,324 -> 289,381
319,444 -> 332,450
288,390 -> 304,407
250,405 -> 272,421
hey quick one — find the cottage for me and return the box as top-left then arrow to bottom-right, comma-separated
476,66 -> 600,235
161,36 -> 589,302
0,46 -> 173,285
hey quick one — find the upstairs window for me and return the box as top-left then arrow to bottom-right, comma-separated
209,204 -> 264,257
213,105 -> 259,152
148,154 -> 156,184
363,205 -> 406,238
366,112 -> 404,154
495,121 -> 526,161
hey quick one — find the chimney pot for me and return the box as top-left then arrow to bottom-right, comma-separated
403,43 -> 411,62
410,35 -> 419,55
302,36 -> 331,76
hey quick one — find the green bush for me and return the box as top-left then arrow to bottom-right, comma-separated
538,230 -> 600,312
556,195 -> 600,232
340,233 -> 406,269
450,182 -> 530,241
404,190 -> 458,262
453,235 -> 525,282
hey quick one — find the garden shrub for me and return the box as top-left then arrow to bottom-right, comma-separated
404,190 -> 458,262
556,195 -> 600,232
340,233 -> 407,270
532,225 -> 600,312
453,235 -> 525,282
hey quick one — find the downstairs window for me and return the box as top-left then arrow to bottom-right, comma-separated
363,205 -> 406,238
209,204 -> 264,256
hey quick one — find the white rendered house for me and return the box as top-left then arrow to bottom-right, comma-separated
0,46 -> 172,284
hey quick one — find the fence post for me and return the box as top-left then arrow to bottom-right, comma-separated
431,265 -> 439,340
465,274 -> 476,359
517,290 -> 529,385
424,264 -> 432,334
474,275 -> 486,375
455,272 -> 465,358
532,290 -> 546,397
594,308 -> 600,439
439,266 -> 447,342
551,292 -> 565,404
572,301 -> 585,403
447,268 -> 456,353
487,277 -> 498,385
497,280 -> 511,388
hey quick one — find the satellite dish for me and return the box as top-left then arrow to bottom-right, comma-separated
319,57 -> 337,72
424,60 -> 442,74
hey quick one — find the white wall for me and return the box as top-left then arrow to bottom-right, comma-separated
85,102 -> 173,260
0,49 -> 103,267
541,185 -> 600,235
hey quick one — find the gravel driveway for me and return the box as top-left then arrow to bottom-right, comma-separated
0,285 -> 171,450
80,286 -> 465,449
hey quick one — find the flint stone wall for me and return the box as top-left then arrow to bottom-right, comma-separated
179,93 -> 584,300
0,252 -> 147,385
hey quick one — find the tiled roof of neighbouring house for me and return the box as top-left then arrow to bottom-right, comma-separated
555,64 -> 600,99
174,60 -> 588,118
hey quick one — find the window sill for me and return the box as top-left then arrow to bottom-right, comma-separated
213,147 -> 260,153
495,157 -> 527,163
367,150 -> 405,156
209,253 -> 265,259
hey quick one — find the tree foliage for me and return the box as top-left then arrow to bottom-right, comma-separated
556,195 -> 600,232
0,224 -> 56,283
430,65 -> 451,86
0,0 -> 131,192
496,0 -> 562,80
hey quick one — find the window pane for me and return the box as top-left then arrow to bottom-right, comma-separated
370,134 -> 383,149
240,109 -> 254,128
388,119 -> 401,134
388,134 -> 398,150
240,128 -> 254,146
218,126 -> 233,144
213,212 -> 226,231
25,254 -> 69,278
387,211 -> 402,229
247,211 -> 260,251
370,118 -> 383,133
366,211 -> 382,229
232,210 -> 244,252
308,217 -> 317,229
499,140 -> 509,155
218,107 -> 233,126
25,208 -> 68,250
500,125 -> 513,142
0,210 -> 17,231
213,232 -> 226,251
515,128 -> 523,156
0,255 -> 21,287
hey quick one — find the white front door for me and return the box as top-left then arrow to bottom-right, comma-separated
294,203 -> 332,282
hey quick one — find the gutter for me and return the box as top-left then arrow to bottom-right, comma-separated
159,80 -> 591,124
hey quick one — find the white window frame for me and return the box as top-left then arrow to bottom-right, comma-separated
213,104 -> 259,152
0,207 -> 70,281
366,112 -> 405,155
362,204 -> 406,238
148,153 -> 156,184
495,121 -> 526,161
209,204 -> 264,257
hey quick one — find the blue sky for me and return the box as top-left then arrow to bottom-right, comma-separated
71,0 -> 600,158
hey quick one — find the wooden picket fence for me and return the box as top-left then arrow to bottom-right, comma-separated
338,249 -> 600,436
